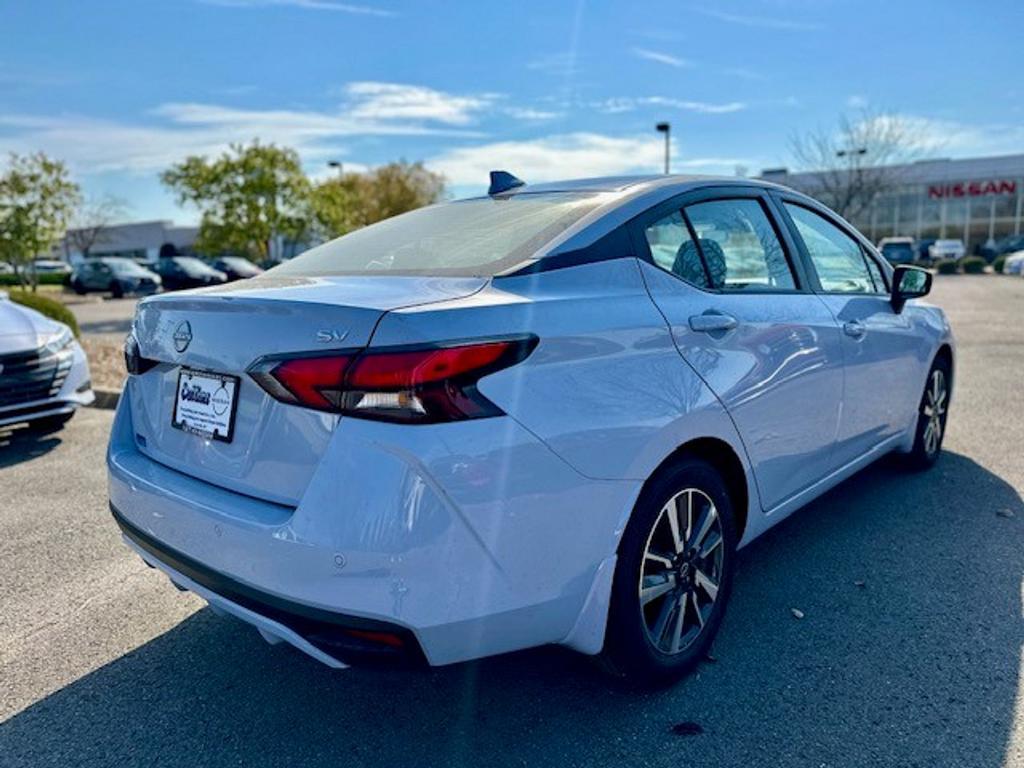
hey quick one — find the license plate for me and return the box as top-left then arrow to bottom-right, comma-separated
172,368 -> 240,443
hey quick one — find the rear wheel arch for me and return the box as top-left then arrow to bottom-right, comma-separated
627,437 -> 750,547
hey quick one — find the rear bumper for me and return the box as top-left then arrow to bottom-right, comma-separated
107,384 -> 639,667
112,502 -> 427,666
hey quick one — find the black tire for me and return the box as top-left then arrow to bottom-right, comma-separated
26,412 -> 74,435
109,280 -> 124,299
601,456 -> 737,687
72,279 -> 86,296
905,356 -> 951,471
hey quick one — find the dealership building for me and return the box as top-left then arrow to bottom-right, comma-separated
760,153 -> 1024,252
57,220 -> 199,264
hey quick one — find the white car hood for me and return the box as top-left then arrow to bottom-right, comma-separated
0,298 -> 60,355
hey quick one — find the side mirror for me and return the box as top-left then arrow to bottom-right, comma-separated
891,265 -> 931,313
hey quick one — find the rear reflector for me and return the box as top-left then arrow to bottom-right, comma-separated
248,336 -> 537,423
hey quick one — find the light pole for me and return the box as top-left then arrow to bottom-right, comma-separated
656,122 -> 671,174
327,160 -> 344,176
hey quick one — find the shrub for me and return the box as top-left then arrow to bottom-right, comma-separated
0,272 -> 68,286
993,255 -> 1007,274
935,259 -> 959,275
961,256 -> 987,274
5,290 -> 80,337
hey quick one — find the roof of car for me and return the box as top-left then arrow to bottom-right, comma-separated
494,174 -> 783,196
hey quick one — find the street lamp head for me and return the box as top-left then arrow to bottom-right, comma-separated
656,122 -> 671,133
327,161 -> 342,168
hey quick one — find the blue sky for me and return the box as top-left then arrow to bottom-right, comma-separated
1,0 -> 1021,223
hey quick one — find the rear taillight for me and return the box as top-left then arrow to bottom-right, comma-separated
248,336 -> 537,423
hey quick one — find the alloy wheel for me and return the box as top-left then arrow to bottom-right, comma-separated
922,368 -> 947,456
638,488 -> 725,655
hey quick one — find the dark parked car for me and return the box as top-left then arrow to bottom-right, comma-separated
152,257 -> 228,291
211,256 -> 264,281
916,238 -> 937,263
877,237 -> 916,265
71,257 -> 161,297
979,234 -> 1024,262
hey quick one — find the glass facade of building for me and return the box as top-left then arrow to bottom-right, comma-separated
761,154 -> 1024,253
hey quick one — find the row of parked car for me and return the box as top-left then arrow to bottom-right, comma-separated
68,255 -> 264,297
877,233 -> 1024,267
876,237 -> 965,265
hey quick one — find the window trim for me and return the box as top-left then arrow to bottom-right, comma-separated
629,186 -> 810,295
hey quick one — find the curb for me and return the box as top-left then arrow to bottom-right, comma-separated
89,388 -> 121,410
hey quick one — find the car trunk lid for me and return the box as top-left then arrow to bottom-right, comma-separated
127,274 -> 485,506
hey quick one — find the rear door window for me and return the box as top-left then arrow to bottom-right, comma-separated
681,199 -> 796,292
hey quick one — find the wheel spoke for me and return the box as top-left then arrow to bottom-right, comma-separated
694,568 -> 719,601
691,591 -> 705,629
670,593 -> 688,653
640,575 -> 676,606
699,531 -> 722,559
665,500 -> 684,554
644,551 -> 674,569
650,590 -> 677,645
687,502 -> 717,553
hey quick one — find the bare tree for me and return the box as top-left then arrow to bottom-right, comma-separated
66,194 -> 127,258
789,110 -> 928,222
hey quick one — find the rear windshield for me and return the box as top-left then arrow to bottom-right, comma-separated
272,192 -> 607,277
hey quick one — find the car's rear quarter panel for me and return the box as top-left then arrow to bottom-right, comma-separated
371,258 -> 762,540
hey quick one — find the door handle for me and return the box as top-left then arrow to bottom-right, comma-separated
689,312 -> 738,333
843,320 -> 866,338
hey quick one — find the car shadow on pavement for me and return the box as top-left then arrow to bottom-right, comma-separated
2,452 -> 1021,768
0,428 -> 63,470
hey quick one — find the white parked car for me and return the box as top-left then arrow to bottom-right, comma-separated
1003,251 -> 1024,275
928,239 -> 966,262
109,174 -> 953,685
0,292 -> 94,431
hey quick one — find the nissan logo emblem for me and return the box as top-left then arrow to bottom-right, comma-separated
172,321 -> 193,353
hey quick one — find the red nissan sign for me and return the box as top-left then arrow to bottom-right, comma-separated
928,179 -> 1017,199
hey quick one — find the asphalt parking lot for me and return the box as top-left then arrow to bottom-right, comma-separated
67,296 -> 138,343
2,276 -> 1022,768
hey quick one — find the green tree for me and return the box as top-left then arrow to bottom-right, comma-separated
0,152 -> 80,291
311,160 -> 445,239
161,142 -> 311,261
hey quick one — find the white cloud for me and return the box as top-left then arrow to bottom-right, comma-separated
0,80 -> 577,176
694,8 -> 822,31
198,0 -> 394,16
0,99 -> 482,175
631,48 -> 692,68
596,96 -> 746,115
343,82 -> 494,126
427,132 -> 749,186
502,106 -> 562,121
851,113 -> 1024,156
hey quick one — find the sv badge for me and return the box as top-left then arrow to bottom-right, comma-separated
315,329 -> 348,343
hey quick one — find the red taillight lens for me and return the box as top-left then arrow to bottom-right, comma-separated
269,355 -> 354,410
248,336 -> 537,423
